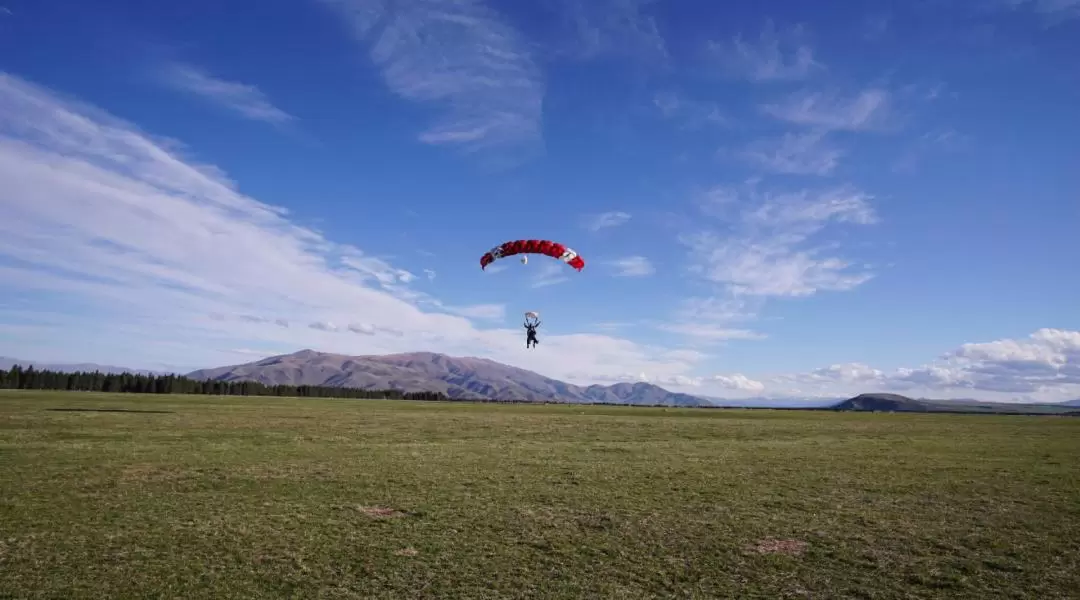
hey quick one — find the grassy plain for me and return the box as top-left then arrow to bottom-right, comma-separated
1,390 -> 1078,599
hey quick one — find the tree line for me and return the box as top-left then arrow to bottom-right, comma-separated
0,364 -> 449,401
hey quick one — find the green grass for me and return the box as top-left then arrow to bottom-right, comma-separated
1,391 -> 1078,599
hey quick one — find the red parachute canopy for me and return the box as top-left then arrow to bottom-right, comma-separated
480,239 -> 585,271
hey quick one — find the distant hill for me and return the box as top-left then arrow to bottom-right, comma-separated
185,349 -> 715,406
832,393 -> 930,412
0,356 -> 164,376
833,393 -> 1077,415
1060,399 -> 1080,407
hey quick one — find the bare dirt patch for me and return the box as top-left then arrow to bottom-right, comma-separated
354,505 -> 410,519
746,538 -> 808,556
393,547 -> 419,556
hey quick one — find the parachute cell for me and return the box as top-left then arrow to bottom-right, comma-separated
480,239 -> 585,271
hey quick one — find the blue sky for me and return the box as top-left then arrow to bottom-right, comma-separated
1,0 -> 1078,401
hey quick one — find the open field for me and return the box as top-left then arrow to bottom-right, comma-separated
1,391 -> 1079,599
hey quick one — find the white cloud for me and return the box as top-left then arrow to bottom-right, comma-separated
158,64 -> 294,125
0,71 -> 703,385
754,329 -> 1080,403
679,183 -> 878,298
740,130 -> 843,176
321,0 -> 543,155
707,374 -> 766,393
709,20 -> 823,82
762,88 -> 892,132
341,252 -> 416,285
609,256 -> 655,277
585,210 -> 632,231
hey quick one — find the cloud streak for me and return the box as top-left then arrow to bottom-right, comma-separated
609,256 -> 655,277
585,210 -> 632,231
158,64 -> 294,125
709,20 -> 823,82
322,0 -> 544,155
762,88 -> 892,132
653,91 -> 728,128
740,130 -> 843,175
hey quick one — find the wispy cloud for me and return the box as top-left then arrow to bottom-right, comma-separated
653,91 -> 728,128
609,256 -> 655,277
892,128 -> 972,173
860,14 -> 891,40
654,296 -> 764,343
740,130 -> 843,176
679,183 -> 878,298
709,20 -> 823,82
158,63 -> 294,125
558,0 -> 667,60
762,88 -> 892,132
530,261 -> 571,288
0,71 -> 703,384
585,210 -> 632,231
321,0 -> 544,155
986,0 -> 1080,24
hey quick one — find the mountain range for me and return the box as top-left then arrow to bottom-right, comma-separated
186,349 -> 717,407
0,356 -> 164,376
3,350 -> 1078,413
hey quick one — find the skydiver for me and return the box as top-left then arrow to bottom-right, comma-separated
525,319 -> 540,348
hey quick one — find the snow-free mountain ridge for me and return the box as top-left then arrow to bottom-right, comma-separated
185,349 -> 715,406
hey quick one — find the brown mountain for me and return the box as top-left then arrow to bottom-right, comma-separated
184,349 -> 714,406
832,393 -> 1077,414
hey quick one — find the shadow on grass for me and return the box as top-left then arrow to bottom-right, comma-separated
45,408 -> 176,414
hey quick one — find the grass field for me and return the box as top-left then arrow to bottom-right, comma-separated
1,391 -> 1078,599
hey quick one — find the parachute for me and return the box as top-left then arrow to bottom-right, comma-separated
524,311 -> 540,326
480,239 -> 585,271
